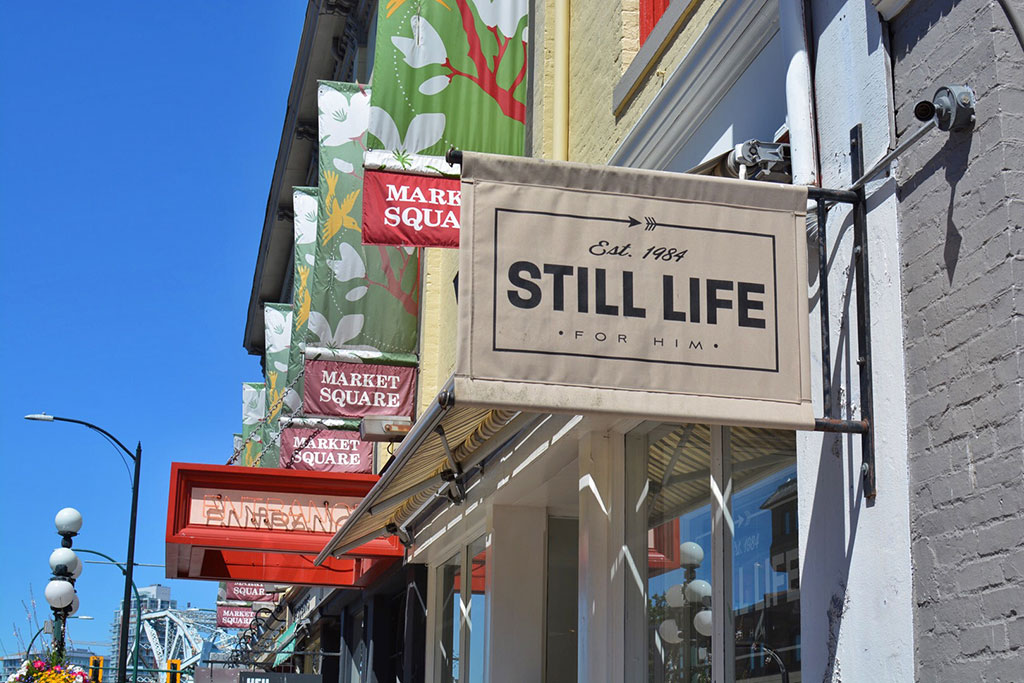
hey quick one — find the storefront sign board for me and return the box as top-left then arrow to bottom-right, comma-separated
217,605 -> 255,629
279,426 -> 374,473
455,153 -> 814,429
363,169 -> 461,247
302,359 -> 416,418
166,463 -> 403,560
225,581 -> 271,602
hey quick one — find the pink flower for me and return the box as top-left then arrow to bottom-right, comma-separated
32,661 -> 44,669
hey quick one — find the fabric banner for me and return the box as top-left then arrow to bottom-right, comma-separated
217,605 -> 255,629
309,81 -> 419,357
367,0 -> 527,159
363,169 -> 461,247
303,359 -> 416,417
240,383 -> 265,467
225,581 -> 270,602
455,152 -> 815,429
280,426 -> 374,473
263,303 -> 293,468
284,187 -> 320,415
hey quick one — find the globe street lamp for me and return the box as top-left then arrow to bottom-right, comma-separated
45,508 -> 83,661
26,414 -> 141,683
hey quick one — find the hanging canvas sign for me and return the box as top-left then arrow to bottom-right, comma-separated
362,169 -> 461,247
217,605 -> 255,629
303,359 -> 416,417
455,152 -> 815,429
279,426 -> 374,473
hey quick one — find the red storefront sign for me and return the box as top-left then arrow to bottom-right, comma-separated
225,581 -> 271,601
280,427 -> 373,473
166,463 -> 402,586
303,359 -> 415,418
362,169 -> 460,247
217,605 -> 255,628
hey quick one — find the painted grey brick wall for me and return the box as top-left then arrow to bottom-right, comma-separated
890,0 -> 1024,679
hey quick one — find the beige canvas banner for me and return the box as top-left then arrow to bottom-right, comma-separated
455,153 -> 814,429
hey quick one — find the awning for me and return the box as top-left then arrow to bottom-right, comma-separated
268,620 -> 305,667
314,379 -> 533,564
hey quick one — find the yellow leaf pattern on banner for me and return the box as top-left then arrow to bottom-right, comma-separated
296,265 -> 311,328
386,0 -> 450,18
266,371 -> 282,421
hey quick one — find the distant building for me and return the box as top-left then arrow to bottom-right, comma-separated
1,648 -> 96,678
109,584 -> 176,676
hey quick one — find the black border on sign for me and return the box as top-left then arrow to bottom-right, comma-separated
488,207 -> 781,373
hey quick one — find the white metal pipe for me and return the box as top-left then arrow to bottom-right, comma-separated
779,0 -> 818,187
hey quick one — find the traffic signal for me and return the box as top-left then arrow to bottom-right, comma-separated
88,656 -> 103,683
166,659 -> 181,683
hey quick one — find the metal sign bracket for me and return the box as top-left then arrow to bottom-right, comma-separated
807,124 -> 877,499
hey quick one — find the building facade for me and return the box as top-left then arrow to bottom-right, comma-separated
229,0 -> 1022,681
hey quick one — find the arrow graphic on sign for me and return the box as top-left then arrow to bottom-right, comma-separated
627,216 -> 659,230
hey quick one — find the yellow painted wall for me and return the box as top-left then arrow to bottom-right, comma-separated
532,0 -> 723,165
415,247 -> 460,416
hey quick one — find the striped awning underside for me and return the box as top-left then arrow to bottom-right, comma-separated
315,380 -> 520,564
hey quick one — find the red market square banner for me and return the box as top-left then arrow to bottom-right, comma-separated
225,581 -> 271,602
363,169 -> 460,248
217,605 -> 255,628
280,427 -> 373,473
303,359 -> 416,418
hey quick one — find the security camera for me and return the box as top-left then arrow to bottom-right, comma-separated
914,85 -> 976,131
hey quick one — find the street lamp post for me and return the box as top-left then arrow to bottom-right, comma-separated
26,414 -> 141,683
45,508 -> 84,662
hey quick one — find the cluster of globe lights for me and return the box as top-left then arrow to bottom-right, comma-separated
658,541 -> 714,644
44,508 -> 84,615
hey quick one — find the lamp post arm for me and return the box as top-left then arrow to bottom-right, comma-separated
46,417 -> 136,462
25,625 -> 46,657
77,549 -> 144,683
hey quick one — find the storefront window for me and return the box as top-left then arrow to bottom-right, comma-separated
434,534 -> 489,683
633,423 -> 800,682
467,535 -> 488,682
436,553 -> 461,682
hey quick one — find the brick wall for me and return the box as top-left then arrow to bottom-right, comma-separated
890,0 -> 1024,679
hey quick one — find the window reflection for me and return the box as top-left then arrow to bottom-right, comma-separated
639,424 -> 800,683
731,429 -> 799,682
644,424 -> 713,683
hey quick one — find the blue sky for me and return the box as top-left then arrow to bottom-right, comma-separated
0,2 -> 305,657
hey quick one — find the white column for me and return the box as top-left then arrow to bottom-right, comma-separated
577,429 -> 646,682
486,505 -> 547,683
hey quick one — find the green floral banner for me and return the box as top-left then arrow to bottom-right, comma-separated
240,382 -> 265,467
284,187 -> 319,415
262,302 -> 292,467
368,0 -> 527,160
309,81 -> 419,359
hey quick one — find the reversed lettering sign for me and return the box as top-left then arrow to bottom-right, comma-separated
363,169 -> 460,247
303,359 -> 415,418
225,581 -> 270,602
456,153 -> 814,429
217,605 -> 255,629
280,427 -> 373,473
189,487 -> 362,534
